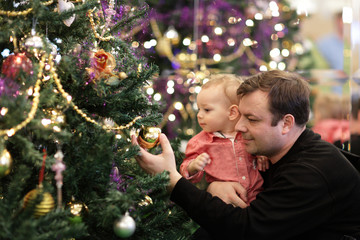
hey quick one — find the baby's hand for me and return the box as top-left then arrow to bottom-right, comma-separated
188,153 -> 211,175
256,155 -> 269,172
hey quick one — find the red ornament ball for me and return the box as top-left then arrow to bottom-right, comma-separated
1,53 -> 33,81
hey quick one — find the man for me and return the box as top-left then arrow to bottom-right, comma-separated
132,70 -> 360,239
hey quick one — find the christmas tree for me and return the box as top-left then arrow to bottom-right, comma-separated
0,0 -> 192,239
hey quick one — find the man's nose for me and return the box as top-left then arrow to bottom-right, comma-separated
235,116 -> 246,132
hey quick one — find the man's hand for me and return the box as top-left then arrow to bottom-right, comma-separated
207,181 -> 248,208
131,134 -> 182,190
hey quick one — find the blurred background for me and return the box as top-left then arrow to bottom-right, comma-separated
130,0 -> 360,152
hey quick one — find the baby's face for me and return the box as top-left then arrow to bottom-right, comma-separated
196,87 -> 231,133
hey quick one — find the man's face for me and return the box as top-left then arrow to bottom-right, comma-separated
236,90 -> 284,158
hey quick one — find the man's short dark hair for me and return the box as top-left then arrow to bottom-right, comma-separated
237,70 -> 310,127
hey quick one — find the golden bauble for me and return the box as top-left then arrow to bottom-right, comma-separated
67,199 -> 89,224
118,71 -> 128,80
137,126 -> 161,149
0,149 -> 12,178
23,188 -> 55,217
138,195 -> 153,207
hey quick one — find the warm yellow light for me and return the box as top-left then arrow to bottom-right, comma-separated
281,49 -> 290,57
259,65 -> 268,71
269,48 -> 280,58
269,61 -> 277,69
195,86 -> 202,94
183,38 -> 191,46
167,80 -> 175,88
168,114 -> 176,121
254,13 -> 263,20
245,19 -> 254,27
146,88 -> 154,95
167,87 -> 174,94
213,54 -> 221,62
227,38 -> 235,46
278,62 -> 286,70
201,35 -> 209,43
154,93 -> 162,101
214,27 -> 223,35
0,107 -> 8,116
132,41 -> 139,48
144,41 -> 152,49
174,102 -> 183,110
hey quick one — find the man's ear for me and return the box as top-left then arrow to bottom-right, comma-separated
229,105 -> 240,120
282,114 -> 295,134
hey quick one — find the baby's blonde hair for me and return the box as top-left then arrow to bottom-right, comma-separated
201,74 -> 243,105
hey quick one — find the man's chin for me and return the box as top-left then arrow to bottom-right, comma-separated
244,144 -> 256,155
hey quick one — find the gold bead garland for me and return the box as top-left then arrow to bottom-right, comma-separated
48,54 -> 142,131
0,55 -> 46,137
87,9 -> 114,42
0,0 -> 54,17
1,53 -> 141,137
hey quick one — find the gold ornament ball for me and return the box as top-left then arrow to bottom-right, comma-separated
23,188 -> 55,217
137,126 -> 161,149
118,72 -> 128,80
67,200 -> 89,224
138,195 -> 153,207
0,149 -> 12,178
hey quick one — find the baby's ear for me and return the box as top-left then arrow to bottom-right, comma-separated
229,104 -> 240,120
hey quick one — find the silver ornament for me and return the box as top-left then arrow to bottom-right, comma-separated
113,212 -> 136,238
58,0 -> 76,27
24,35 -> 43,49
22,29 -> 44,56
45,38 -> 58,57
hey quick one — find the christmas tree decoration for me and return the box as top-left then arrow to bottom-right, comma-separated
113,212 -> 136,238
86,49 -> 116,81
137,126 -> 161,149
118,72 -> 128,80
0,148 -> 12,178
67,197 -> 89,224
58,0 -> 76,27
45,38 -> 58,57
138,195 -> 153,207
23,149 -> 54,217
22,186 -> 55,218
52,149 -> 66,208
87,8 -> 113,42
0,77 -> 20,97
0,55 -> 45,138
1,52 -> 33,81
22,30 -> 44,57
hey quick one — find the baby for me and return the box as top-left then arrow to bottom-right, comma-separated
180,74 -> 267,204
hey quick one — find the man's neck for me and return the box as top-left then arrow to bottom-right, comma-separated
269,126 -> 306,164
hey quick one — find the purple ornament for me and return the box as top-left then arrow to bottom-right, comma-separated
0,77 -> 20,98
